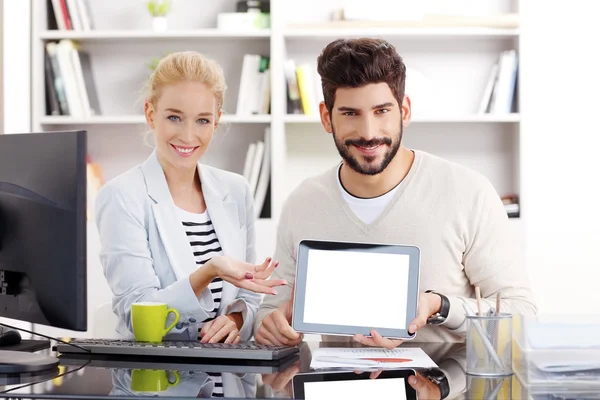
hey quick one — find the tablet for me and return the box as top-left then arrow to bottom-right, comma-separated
292,240 -> 420,340
292,370 -> 417,400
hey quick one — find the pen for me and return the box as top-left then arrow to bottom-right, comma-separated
463,302 -> 505,371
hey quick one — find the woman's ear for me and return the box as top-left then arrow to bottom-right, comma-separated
144,101 -> 156,130
215,108 -> 222,129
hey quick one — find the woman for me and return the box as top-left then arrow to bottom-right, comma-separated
95,51 -> 285,344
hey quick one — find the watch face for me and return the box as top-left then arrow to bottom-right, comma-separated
423,368 -> 445,380
427,315 -> 445,325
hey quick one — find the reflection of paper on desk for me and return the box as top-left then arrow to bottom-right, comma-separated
310,347 -> 437,370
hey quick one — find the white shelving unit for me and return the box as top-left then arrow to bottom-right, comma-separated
29,0 -> 521,337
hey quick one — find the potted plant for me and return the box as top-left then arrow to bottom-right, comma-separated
147,0 -> 171,32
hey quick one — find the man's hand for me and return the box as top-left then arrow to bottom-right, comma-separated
409,373 -> 441,399
353,292 -> 443,350
255,285 -> 303,346
352,329 -> 404,350
407,291 -> 442,335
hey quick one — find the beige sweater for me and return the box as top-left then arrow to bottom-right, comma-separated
254,150 -> 537,343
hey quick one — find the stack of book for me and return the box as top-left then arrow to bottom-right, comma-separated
44,39 -> 101,118
284,59 -> 323,116
236,54 -> 271,115
242,127 -> 271,218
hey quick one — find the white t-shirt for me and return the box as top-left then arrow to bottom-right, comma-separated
336,164 -> 401,225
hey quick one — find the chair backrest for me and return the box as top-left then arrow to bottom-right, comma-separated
93,302 -> 119,338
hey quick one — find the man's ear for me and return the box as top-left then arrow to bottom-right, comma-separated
319,101 -> 332,134
144,101 -> 156,130
401,95 -> 412,127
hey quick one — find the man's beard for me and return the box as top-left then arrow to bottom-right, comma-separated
333,123 -> 403,176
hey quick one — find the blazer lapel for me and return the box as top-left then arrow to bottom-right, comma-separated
199,165 -> 245,307
142,151 -> 197,281
198,164 -> 244,261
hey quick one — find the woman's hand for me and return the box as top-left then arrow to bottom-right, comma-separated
199,314 -> 241,344
205,256 -> 286,295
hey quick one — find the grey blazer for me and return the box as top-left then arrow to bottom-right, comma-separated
95,150 -> 261,340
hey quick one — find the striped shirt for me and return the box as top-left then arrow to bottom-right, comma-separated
178,207 -> 225,398
176,207 -> 223,335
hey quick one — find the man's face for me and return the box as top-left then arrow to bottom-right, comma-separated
324,83 -> 403,176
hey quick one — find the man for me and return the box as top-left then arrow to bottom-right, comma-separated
254,38 -> 536,350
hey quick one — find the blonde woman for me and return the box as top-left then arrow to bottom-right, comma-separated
96,51 -> 285,346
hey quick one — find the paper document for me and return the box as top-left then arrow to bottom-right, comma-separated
310,347 -> 438,370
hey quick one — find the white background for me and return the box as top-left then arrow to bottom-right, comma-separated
302,250 -> 410,329
303,377 -> 408,400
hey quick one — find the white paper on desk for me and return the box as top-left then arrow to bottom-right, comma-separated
310,347 -> 438,370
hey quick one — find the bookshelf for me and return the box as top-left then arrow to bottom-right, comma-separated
29,0 -> 522,337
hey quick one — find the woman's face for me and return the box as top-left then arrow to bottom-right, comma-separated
145,81 -> 221,172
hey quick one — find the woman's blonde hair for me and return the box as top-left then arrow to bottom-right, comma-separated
142,51 -> 227,111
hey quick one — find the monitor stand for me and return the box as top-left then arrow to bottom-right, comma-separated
0,350 -> 59,374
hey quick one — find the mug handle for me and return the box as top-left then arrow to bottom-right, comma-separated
163,308 -> 180,336
168,371 -> 180,387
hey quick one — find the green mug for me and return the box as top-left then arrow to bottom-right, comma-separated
130,369 -> 180,392
131,302 -> 180,343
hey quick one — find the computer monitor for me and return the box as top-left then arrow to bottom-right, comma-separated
0,130 -> 88,373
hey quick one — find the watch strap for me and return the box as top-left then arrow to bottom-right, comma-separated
425,290 -> 450,323
421,369 -> 450,399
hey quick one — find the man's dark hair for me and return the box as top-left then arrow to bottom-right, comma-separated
316,38 -> 407,114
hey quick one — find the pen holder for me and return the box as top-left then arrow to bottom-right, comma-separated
467,375 -> 512,400
466,313 -> 513,377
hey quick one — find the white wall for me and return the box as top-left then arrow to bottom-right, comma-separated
2,0 -> 30,134
520,1 -> 600,314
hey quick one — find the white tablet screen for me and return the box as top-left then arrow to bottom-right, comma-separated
302,249 -> 410,329
303,378 -> 407,400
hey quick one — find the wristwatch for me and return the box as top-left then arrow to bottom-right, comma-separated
425,290 -> 450,325
421,368 -> 450,399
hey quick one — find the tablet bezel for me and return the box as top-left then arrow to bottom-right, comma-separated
292,239 -> 420,340
291,369 -> 417,400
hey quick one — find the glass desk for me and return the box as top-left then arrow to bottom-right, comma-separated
0,340 -> 593,399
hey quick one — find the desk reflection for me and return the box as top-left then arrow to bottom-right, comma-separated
261,341 -> 467,399
110,367 -> 257,398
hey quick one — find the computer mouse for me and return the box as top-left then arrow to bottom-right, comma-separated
0,330 -> 22,346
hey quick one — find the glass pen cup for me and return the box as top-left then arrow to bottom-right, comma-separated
466,313 -> 513,377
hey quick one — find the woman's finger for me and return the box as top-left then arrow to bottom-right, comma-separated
253,261 -> 279,279
254,257 -> 272,273
207,322 -> 236,344
254,278 -> 287,288
235,279 -> 279,295
224,329 -> 239,344
233,336 -> 241,344
200,317 -> 227,343
199,319 -> 214,339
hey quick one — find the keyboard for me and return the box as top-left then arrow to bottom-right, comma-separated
55,339 -> 298,361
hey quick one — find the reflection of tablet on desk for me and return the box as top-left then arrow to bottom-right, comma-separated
292,240 -> 420,340
292,370 -> 417,400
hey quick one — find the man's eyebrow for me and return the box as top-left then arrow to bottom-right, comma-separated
372,102 -> 394,109
336,102 -> 395,112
